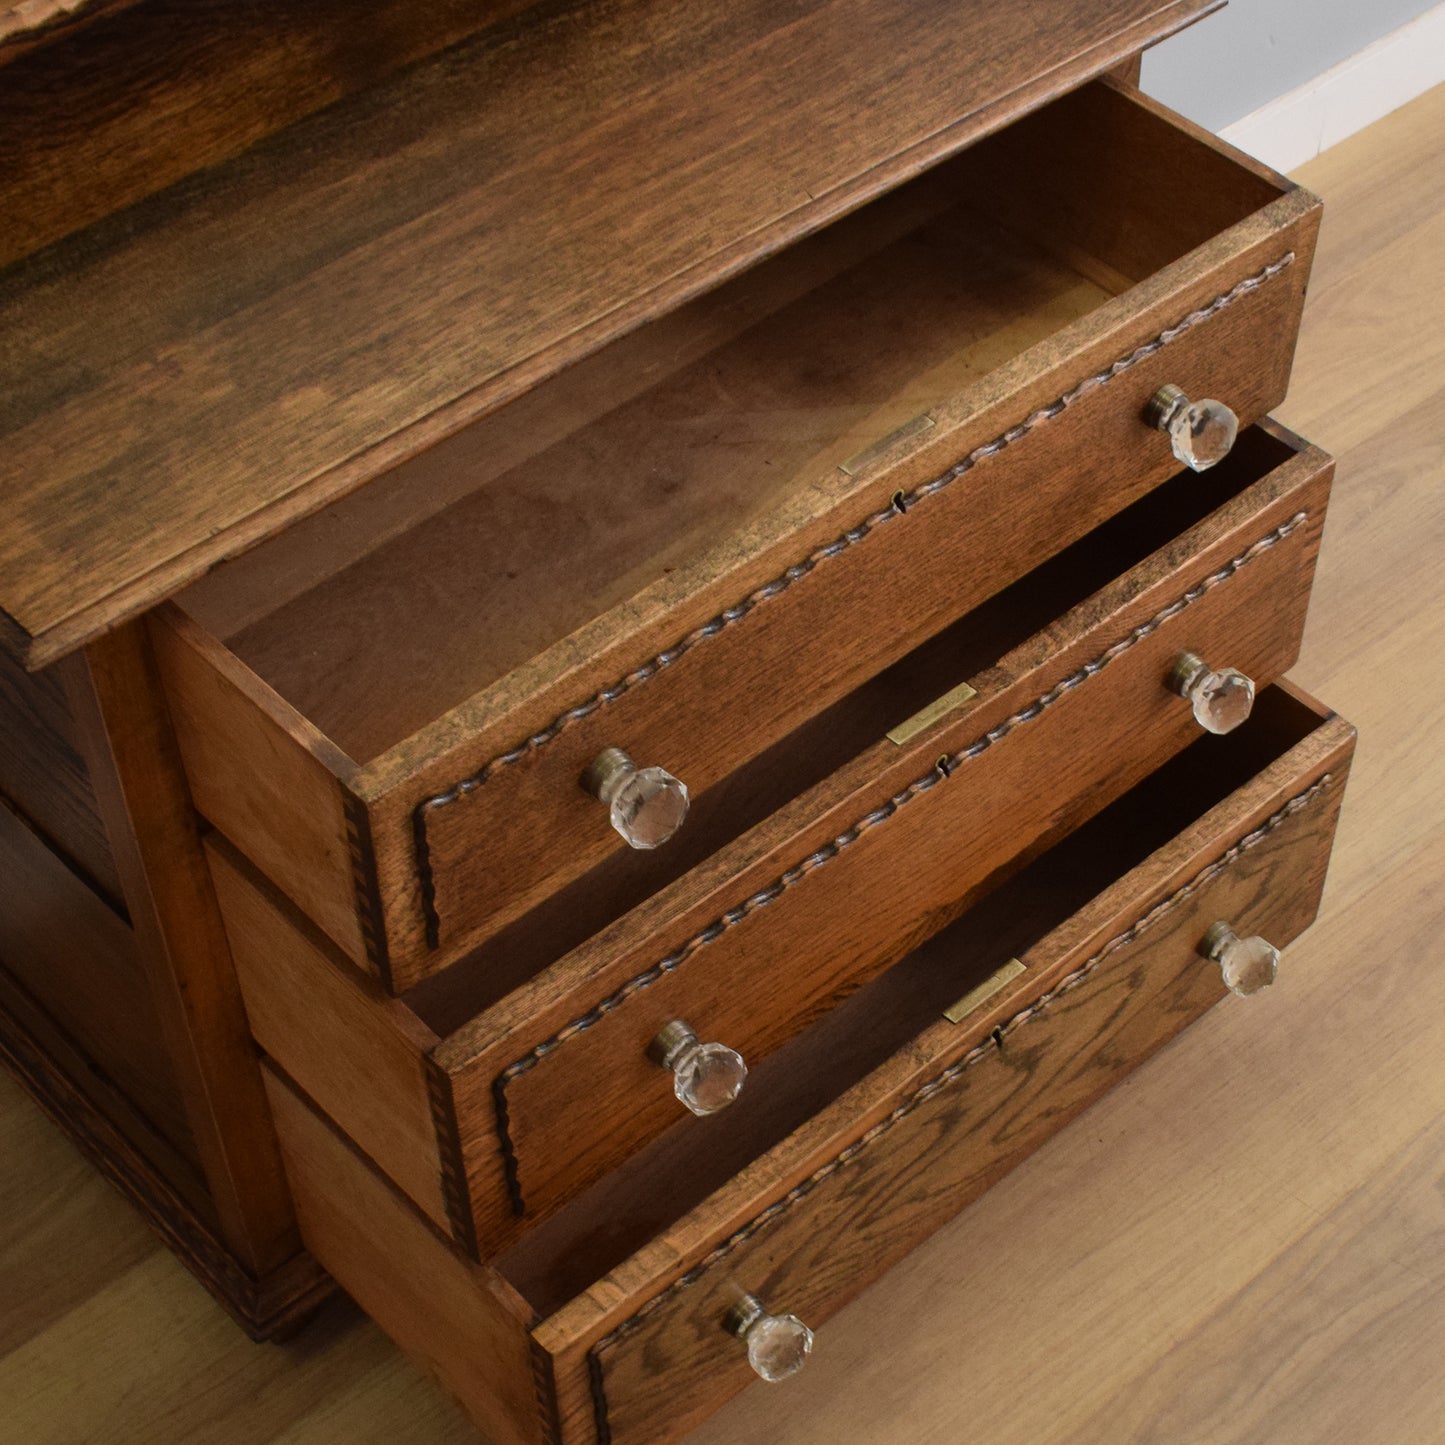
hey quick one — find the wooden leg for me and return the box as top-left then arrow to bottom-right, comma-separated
62,620 -> 300,1278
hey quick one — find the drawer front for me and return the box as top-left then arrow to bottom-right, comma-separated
556,715 -> 1354,1445
434,438 -> 1332,1250
157,83 -> 1322,994
402,216 -> 1315,980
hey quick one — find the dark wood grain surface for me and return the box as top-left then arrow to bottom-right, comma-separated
0,643 -> 123,905
0,800 -> 188,1163
0,0 -> 136,59
0,0 -> 1220,669
0,0 -> 536,268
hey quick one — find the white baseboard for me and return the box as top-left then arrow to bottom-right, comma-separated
1219,2 -> 1445,173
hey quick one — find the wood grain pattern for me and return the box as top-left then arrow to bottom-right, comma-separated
222,191 -> 1113,761
62,622 -> 298,1276
398,212 -> 1311,978
689,86 -> 1445,1445
0,798 -> 189,1160
434,438 -> 1332,1251
150,604 -> 371,968
0,0 -> 133,58
262,1067 -> 545,1445
0,2 -> 1220,670
492,685 -> 1348,1318
255,698 -> 1351,1445
0,0 -> 539,266
0,977 -> 332,1342
339,86 -> 1313,979
4,81 -> 1438,1445
191,436 -> 1331,1254
158,81 -> 1321,988
581,752 -> 1350,1445
1063,1107 -> 1445,1441
206,839 -> 449,1234
0,1034 -> 159,1359
210,79 -> 1285,761
533,708 -> 1355,1437
0,642 -> 123,906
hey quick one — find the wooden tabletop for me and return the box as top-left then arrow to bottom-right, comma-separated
3,76 -> 1440,1445
0,0 -> 1217,669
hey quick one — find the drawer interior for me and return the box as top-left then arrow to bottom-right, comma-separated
488,683 -> 1336,1318
396,424 -> 1304,1029
175,80 -> 1287,769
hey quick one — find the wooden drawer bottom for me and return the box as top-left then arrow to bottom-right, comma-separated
262,683 -> 1353,1445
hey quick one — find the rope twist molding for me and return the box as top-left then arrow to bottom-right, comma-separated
486,505 -> 1310,1218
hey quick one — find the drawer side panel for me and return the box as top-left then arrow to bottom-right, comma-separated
207,838 -> 449,1232
151,606 -> 374,971
263,1066 -> 554,1445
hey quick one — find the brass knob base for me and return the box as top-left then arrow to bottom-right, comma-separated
1146,383 -> 1189,431
580,746 -> 634,804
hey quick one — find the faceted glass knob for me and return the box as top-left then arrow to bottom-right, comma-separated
1201,921 -> 1280,997
1169,652 -> 1255,735
581,747 -> 689,849
649,1021 -> 747,1116
1147,384 -> 1238,471
725,1295 -> 814,1383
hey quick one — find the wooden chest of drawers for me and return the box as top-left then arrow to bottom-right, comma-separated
0,2 -> 1354,1439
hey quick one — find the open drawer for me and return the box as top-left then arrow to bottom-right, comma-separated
211,423 -> 1332,1258
262,683 -> 1355,1445
158,78 -> 1322,991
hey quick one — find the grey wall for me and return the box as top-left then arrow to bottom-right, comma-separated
1142,0 -> 1439,129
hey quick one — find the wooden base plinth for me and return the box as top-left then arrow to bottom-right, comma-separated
0,983 -> 333,1342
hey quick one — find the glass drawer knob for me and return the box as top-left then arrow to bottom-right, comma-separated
581,747 -> 689,849
1200,920 -> 1280,996
649,1020 -> 747,1116
1147,384 -> 1238,471
725,1294 -> 814,1382
1169,651 -> 1255,735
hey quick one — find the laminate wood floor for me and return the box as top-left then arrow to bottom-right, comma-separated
3,82 -> 1443,1445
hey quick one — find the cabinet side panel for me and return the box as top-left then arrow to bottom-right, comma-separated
64,622 -> 300,1275
0,643 -> 124,905
0,798 -> 194,1166
264,1067 -> 548,1445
